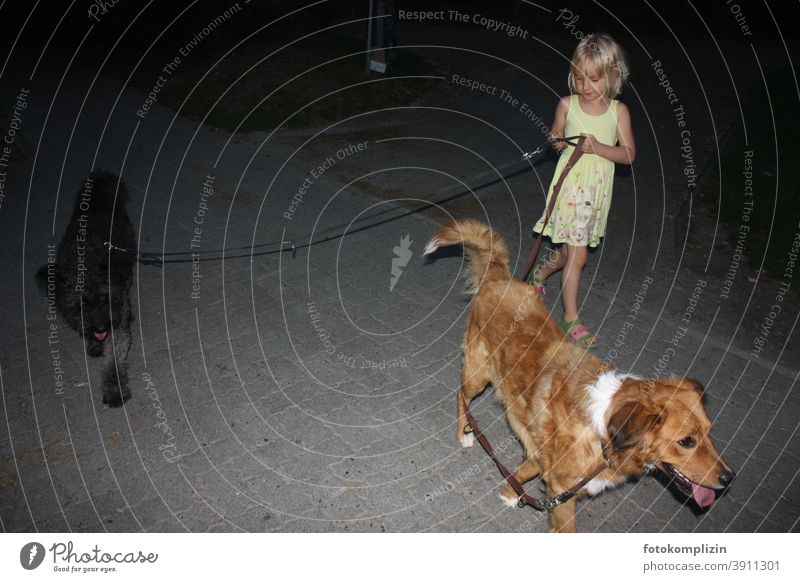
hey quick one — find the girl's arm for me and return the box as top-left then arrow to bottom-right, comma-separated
550,96 -> 570,149
580,102 -> 637,164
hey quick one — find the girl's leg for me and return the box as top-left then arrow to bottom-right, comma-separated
535,245 -> 567,279
561,244 -> 587,321
527,245 -> 566,293
560,245 -> 597,347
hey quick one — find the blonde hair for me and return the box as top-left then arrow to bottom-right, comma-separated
568,32 -> 629,98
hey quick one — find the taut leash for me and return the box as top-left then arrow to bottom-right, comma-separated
95,137 -> 578,269
463,396 -> 607,511
521,135 -> 586,282
102,240 -> 296,268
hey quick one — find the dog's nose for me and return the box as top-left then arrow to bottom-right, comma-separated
719,469 -> 735,487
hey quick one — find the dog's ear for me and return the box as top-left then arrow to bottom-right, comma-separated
667,374 -> 703,393
668,375 -> 707,404
686,379 -> 709,408
607,401 -> 662,451
683,378 -> 704,395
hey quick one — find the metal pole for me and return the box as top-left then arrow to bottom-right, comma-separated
365,0 -> 374,74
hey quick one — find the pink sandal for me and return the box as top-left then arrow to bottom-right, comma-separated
526,273 -> 547,295
560,318 -> 598,349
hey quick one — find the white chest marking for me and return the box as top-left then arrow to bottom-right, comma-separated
586,370 -> 640,437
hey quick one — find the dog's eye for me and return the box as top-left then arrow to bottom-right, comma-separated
678,436 -> 695,448
100,295 -> 107,303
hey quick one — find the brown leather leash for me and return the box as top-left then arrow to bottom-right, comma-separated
463,397 -> 608,511
521,135 -> 587,282
462,135 -> 608,509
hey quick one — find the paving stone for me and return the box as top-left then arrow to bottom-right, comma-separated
2,46 -> 797,534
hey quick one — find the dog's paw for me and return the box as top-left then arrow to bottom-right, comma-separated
101,367 -> 130,408
102,388 -> 130,408
459,432 -> 475,448
499,490 -> 519,508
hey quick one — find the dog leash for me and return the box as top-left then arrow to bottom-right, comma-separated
521,135 -> 586,282
96,138 -> 580,269
521,135 -> 582,159
463,397 -> 608,511
100,240 -> 297,268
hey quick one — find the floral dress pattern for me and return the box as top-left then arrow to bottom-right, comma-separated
533,95 -> 618,248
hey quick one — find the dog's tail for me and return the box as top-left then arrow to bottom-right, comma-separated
424,219 -> 510,292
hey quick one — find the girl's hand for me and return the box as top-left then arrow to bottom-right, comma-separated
579,133 -> 601,154
549,131 -> 567,150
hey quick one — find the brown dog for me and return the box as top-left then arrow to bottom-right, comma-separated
424,219 -> 734,532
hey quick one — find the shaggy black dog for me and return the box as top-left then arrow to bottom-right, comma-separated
37,172 -> 136,407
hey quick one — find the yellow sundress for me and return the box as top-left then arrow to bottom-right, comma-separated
533,94 -> 619,247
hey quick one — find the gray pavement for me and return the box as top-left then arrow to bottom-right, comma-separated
1,16 -> 798,533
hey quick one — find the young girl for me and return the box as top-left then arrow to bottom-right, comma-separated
529,32 -> 635,349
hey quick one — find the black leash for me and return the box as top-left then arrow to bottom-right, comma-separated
103,137 -> 578,268
110,241 -> 297,267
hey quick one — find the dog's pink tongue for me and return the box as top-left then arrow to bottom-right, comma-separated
93,331 -> 108,341
692,483 -> 716,508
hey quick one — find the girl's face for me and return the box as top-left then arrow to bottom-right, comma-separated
573,61 -> 607,103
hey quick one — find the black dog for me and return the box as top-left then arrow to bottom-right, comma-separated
37,172 -> 136,407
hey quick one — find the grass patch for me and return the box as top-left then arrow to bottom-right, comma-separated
703,67 -> 800,277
